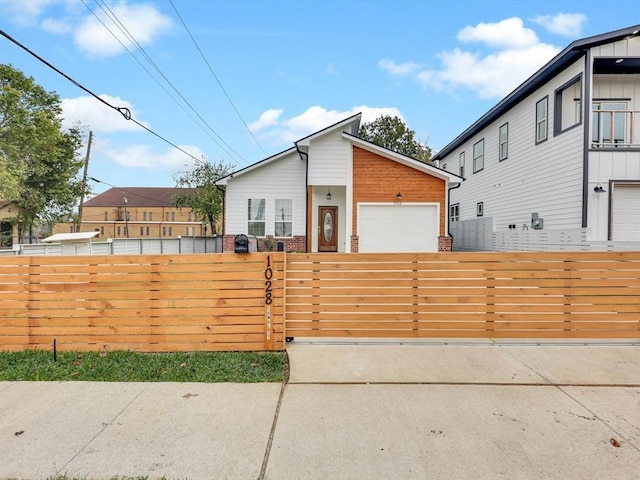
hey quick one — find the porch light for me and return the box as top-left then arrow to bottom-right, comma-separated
396,192 -> 403,199
326,187 -> 331,200
594,183 -> 606,193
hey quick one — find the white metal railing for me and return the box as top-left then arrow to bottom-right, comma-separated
591,109 -> 640,147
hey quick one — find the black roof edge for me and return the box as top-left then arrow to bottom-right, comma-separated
432,24 -> 640,160
295,111 -> 362,144
217,113 -> 363,183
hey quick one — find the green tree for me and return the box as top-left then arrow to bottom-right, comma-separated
358,115 -> 432,163
173,158 -> 233,235
0,64 -> 86,239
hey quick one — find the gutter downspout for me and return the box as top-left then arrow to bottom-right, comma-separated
295,142 -> 309,253
447,181 -> 462,251
582,49 -> 592,229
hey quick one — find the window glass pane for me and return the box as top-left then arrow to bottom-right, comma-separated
248,222 -> 265,237
536,98 -> 547,142
499,124 -> 508,160
248,199 -> 265,221
593,102 -> 626,143
473,139 -> 484,172
275,199 -> 293,237
248,199 -> 266,236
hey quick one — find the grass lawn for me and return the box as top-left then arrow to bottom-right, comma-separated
0,350 -> 287,383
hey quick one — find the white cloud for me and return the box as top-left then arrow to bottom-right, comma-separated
99,140 -> 204,169
378,59 -> 422,76
532,13 -> 587,37
0,0 -> 55,26
457,17 -> 539,48
248,109 -> 283,132
402,17 -> 562,99
60,95 -> 147,133
74,2 -> 173,57
419,43 -> 560,99
41,17 -> 72,34
251,105 -> 403,147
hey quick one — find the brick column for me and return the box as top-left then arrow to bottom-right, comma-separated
350,235 -> 359,253
438,236 -> 452,252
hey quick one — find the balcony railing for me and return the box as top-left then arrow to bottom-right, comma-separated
591,109 -> 640,148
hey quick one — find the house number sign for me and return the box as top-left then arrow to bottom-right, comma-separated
265,255 -> 273,305
265,255 -> 273,342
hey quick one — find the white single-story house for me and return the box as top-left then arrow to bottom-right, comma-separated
215,114 -> 462,253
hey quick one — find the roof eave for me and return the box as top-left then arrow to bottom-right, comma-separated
432,24 -> 640,160
344,133 -> 463,184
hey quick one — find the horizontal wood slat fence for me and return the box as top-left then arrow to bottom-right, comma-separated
1,251 -> 639,352
285,252 -> 640,339
0,253 -> 284,352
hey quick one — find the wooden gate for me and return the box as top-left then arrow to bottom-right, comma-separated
285,252 -> 640,339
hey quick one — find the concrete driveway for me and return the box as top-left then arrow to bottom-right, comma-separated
1,339 -> 639,479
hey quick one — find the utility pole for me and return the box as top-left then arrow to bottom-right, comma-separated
76,131 -> 93,232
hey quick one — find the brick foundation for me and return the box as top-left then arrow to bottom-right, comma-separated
223,235 -> 306,253
438,236 -> 452,252
350,235 -> 359,253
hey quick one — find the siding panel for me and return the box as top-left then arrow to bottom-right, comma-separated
225,152 -> 306,236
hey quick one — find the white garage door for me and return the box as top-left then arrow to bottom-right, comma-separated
612,185 -> 640,241
358,203 -> 439,253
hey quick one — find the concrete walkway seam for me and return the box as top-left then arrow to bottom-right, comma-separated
287,381 -> 640,387
557,385 -> 640,455
55,383 -> 152,476
258,380 -> 287,480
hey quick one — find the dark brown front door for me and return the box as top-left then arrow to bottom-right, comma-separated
318,206 -> 338,252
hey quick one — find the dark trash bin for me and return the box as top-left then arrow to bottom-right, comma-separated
277,241 -> 285,252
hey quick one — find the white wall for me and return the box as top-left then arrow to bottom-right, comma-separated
307,129 -> 351,185
445,58 -> 586,233
224,151 -> 307,236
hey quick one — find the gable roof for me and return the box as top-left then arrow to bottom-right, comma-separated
214,147 -> 297,186
344,133 -> 462,183
83,187 -> 197,207
215,113 -> 362,185
294,112 -> 361,147
433,24 -> 640,160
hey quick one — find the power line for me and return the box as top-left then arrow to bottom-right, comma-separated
78,0 -> 221,156
86,0 -> 249,166
169,0 -> 267,156
0,28 -> 201,164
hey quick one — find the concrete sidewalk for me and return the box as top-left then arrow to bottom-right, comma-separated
1,341 -> 639,479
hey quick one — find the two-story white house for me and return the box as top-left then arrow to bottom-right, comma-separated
216,114 -> 462,253
434,24 -> 640,251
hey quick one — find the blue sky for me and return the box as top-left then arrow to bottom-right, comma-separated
1,0 -> 637,193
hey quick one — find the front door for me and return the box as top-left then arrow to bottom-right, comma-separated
318,206 -> 338,252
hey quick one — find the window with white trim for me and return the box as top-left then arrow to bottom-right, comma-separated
536,97 -> 548,143
450,203 -> 460,222
274,199 -> 293,237
459,151 -> 465,177
248,199 -> 266,237
473,139 -> 484,173
499,123 -> 508,161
